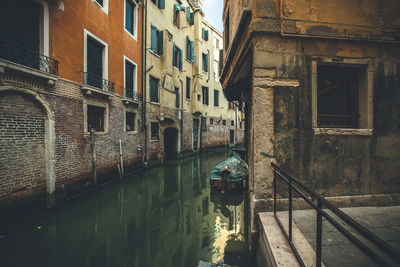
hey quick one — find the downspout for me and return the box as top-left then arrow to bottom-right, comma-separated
179,78 -> 184,158
142,0 -> 148,162
206,48 -> 210,82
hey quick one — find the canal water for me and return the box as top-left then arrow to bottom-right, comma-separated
0,151 -> 253,267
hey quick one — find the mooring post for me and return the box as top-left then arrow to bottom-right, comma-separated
91,129 -> 97,188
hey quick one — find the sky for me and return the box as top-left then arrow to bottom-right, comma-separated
202,0 -> 223,33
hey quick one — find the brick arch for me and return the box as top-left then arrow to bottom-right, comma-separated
0,86 -> 56,207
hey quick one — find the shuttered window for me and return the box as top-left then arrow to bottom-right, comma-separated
202,86 -> 209,105
125,0 -> 136,36
214,89 -> 219,107
186,77 -> 191,99
202,53 -> 209,72
151,0 -> 164,9
186,36 -> 195,62
150,76 -> 159,103
151,25 -> 163,55
173,44 -> 182,70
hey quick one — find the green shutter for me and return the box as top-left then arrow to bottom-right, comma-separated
159,0 -> 165,9
190,12 -> 194,25
173,43 -> 176,66
151,25 -> 156,52
158,30 -> 163,55
205,53 -> 209,72
186,77 -> 190,99
178,48 -> 182,70
214,89 -> 219,107
186,37 -> 189,60
175,87 -> 179,108
206,87 -> 209,105
205,30 -> 209,41
190,41 -> 194,62
186,7 -> 190,21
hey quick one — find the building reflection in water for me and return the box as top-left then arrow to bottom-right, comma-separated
0,152 -> 250,267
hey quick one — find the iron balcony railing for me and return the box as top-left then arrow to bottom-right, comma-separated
80,72 -> 114,92
271,162 -> 400,267
0,38 -> 58,75
124,87 -> 142,101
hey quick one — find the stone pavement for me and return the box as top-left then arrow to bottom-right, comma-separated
278,206 -> 400,267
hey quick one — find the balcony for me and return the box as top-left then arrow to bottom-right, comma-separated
0,38 -> 59,81
123,87 -> 142,106
80,71 -> 114,98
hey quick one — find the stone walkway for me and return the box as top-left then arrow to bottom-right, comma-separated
276,206 -> 400,266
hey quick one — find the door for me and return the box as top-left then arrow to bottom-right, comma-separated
87,37 -> 103,88
193,119 -> 199,150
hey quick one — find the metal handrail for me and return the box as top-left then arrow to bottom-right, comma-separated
79,71 -> 114,92
0,38 -> 59,75
124,88 -> 142,101
271,162 -> 400,267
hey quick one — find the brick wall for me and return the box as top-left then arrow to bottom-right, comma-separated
0,92 -> 46,203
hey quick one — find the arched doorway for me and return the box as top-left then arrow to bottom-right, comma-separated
163,127 -> 178,160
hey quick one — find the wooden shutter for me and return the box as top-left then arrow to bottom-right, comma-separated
178,48 -> 182,70
173,43 -> 176,66
159,0 -> 165,9
150,25 -> 156,52
186,6 -> 190,21
190,41 -> 195,62
158,30 -> 163,55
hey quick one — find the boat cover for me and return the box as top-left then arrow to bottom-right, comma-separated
210,154 -> 248,182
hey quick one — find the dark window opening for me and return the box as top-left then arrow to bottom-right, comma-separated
175,86 -> 180,108
151,0 -> 165,9
125,60 -> 136,98
202,28 -> 209,41
201,116 -> 207,131
126,112 -> 136,131
125,0 -> 136,35
87,105 -> 105,132
87,36 -> 104,89
186,77 -> 191,99
151,122 -> 159,141
173,44 -> 182,70
150,76 -> 159,103
231,120 -> 234,126
214,89 -> 219,107
95,0 -> 103,7
202,53 -> 208,72
202,86 -> 209,105
210,118 -> 214,125
222,119 -> 226,126
317,65 -> 359,128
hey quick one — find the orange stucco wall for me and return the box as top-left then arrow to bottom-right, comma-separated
49,0 -> 143,96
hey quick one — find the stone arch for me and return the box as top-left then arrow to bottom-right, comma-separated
0,86 -> 56,207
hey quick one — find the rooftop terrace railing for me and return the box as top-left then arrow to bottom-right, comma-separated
271,162 -> 400,267
0,38 -> 59,75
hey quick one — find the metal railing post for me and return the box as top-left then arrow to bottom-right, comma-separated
316,195 -> 323,267
289,175 -> 293,241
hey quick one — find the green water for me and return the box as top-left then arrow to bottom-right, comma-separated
0,152 -> 253,267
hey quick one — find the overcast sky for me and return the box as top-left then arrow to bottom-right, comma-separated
202,0 -> 223,33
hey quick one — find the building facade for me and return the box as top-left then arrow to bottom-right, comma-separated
221,0 -> 400,224
144,0 -> 244,161
0,0 -> 144,213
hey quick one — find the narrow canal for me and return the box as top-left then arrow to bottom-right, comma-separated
0,151 -> 253,267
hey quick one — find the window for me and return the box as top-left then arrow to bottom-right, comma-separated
150,76 -> 159,103
214,60 -> 219,78
173,4 -> 180,28
240,121 -> 242,129
202,28 -> 209,41
126,112 -> 136,132
312,59 -> 373,133
317,65 -> 359,128
175,86 -> 180,108
125,0 -> 138,38
85,30 -> 108,90
215,38 -> 219,49
222,119 -> 226,126
124,57 -> 137,99
150,122 -> 159,141
202,53 -> 209,72
214,89 -> 219,107
151,0 -> 165,9
93,0 -> 109,14
201,116 -> 207,131
87,105 -> 105,132
186,76 -> 190,99
228,101 -> 235,110
210,118 -> 214,125
173,44 -> 182,70
186,6 -> 194,25
151,25 -> 163,56
224,10 -> 229,50
231,120 -> 234,126
186,36 -> 195,62
202,86 -> 209,105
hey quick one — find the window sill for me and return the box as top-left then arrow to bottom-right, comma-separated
124,28 -> 137,41
125,130 -> 138,135
149,50 -> 161,58
313,128 -> 373,136
149,102 -> 160,106
84,131 -> 108,137
150,139 -> 159,142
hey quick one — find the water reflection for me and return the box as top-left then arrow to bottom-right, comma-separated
0,152 -> 251,267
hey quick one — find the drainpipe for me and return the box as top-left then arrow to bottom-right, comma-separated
179,78 -> 184,158
207,49 -> 210,82
142,0 -> 148,163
